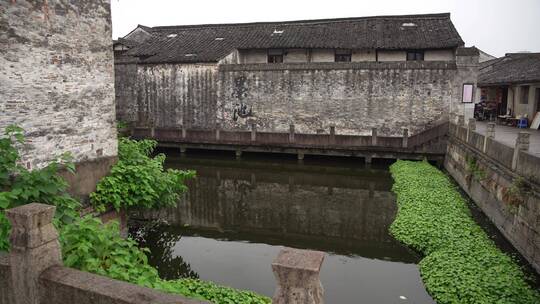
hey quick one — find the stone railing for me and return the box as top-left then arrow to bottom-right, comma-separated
132,121 -> 449,153
0,203 -> 326,304
449,118 -> 540,181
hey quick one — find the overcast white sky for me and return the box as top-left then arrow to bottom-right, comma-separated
111,0 -> 540,57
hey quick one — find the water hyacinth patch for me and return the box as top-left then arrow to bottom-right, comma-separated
390,160 -> 539,304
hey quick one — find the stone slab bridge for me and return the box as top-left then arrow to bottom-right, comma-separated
131,122 -> 449,163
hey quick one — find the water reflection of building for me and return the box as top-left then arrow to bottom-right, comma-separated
133,160 -> 411,257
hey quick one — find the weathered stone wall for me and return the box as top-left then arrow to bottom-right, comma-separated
452,53 -> 479,121
0,0 -> 117,169
136,64 -> 219,128
218,62 -> 457,135
0,254 -> 13,304
115,62 -> 139,123
445,123 -> 540,273
116,56 -> 478,136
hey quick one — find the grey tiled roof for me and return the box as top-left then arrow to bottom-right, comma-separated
479,53 -> 540,86
126,13 -> 464,63
456,46 -> 479,56
113,38 -> 140,48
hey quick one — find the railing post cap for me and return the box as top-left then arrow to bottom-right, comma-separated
272,247 -> 325,273
6,203 -> 56,231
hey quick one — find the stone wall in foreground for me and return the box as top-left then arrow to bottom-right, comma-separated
0,0 -> 117,169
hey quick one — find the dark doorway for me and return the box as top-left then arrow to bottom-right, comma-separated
535,88 -> 540,112
499,87 -> 508,115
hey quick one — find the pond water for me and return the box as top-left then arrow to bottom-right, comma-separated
130,150 -> 435,304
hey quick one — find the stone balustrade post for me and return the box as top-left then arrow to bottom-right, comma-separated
181,126 -> 187,139
486,123 -> 496,139
483,122 -> 496,152
512,132 -> 530,170
6,203 -> 63,304
458,115 -> 465,126
289,124 -> 295,143
150,127 -> 155,138
449,113 -> 457,124
272,248 -> 325,304
466,118 -> 476,142
468,118 -> 476,131
251,123 -> 257,142
371,128 -> 378,146
402,128 -> 409,148
215,124 -> 220,141
329,126 -> 335,144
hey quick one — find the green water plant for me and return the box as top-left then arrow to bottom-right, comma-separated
390,160 -> 539,304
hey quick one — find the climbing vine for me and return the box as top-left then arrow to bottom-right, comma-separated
505,176 -> 533,214
465,155 -> 486,181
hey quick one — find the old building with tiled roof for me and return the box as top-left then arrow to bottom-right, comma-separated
114,13 -> 479,135
478,53 -> 540,120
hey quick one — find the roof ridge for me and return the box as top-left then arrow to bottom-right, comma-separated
505,52 -> 540,56
150,13 -> 451,31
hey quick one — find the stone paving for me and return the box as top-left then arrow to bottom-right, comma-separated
476,121 -> 540,156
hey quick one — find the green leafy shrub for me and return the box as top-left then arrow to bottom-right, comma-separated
61,216 -> 271,304
390,160 -> 540,304
155,278 -> 271,304
90,138 -> 195,211
60,216 -> 160,286
0,125 -> 81,251
0,213 -> 9,251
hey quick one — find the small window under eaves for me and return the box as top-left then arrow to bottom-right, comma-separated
406,50 -> 424,61
335,49 -> 352,62
268,49 -> 284,63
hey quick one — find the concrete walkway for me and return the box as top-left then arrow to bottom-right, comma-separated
476,121 -> 540,156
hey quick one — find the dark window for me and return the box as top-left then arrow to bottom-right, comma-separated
335,49 -> 352,62
536,88 -> 540,112
520,86 -> 529,104
268,49 -> 284,63
406,50 -> 424,61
